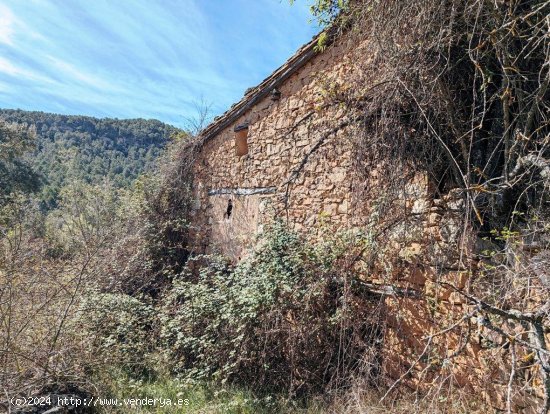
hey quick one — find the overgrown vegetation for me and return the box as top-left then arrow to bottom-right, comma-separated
1,0 -> 548,412
160,222 -> 383,396
306,0 -> 550,412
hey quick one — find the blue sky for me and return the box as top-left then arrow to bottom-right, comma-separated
0,0 -> 318,127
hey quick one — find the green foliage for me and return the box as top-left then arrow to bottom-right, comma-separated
290,0 -> 348,50
0,120 -> 34,162
0,120 -> 41,206
309,0 -> 346,26
97,369 -> 330,414
290,0 -> 346,27
78,292 -> 155,374
0,109 -> 181,209
0,193 -> 45,262
159,221 -> 381,395
45,180 -> 133,254
0,119 -> 44,253
136,139 -> 196,281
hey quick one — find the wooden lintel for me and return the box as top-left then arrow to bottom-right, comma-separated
357,281 -> 423,299
208,187 -> 277,196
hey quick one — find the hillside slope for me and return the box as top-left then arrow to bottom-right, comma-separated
0,109 -> 181,207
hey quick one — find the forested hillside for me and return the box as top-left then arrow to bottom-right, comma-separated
0,109 -> 180,208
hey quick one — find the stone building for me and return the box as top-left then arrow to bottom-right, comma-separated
192,34 -> 368,259
189,31 -> 545,412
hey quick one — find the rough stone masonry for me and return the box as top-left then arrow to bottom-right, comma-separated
189,30 -> 546,412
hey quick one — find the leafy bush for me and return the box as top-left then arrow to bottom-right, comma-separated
78,292 -> 156,374
160,221 -> 384,396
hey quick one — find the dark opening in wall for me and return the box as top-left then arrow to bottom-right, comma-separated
234,123 -> 249,156
224,199 -> 233,219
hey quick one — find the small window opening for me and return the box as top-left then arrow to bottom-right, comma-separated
270,88 -> 281,101
234,123 -> 249,156
224,199 -> 233,219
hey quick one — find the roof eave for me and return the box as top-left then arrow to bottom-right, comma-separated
198,32 -> 327,143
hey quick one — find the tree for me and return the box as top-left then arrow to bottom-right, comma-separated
0,120 -> 41,206
0,109 -> 181,209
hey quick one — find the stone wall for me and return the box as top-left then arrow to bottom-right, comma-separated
189,33 -> 545,411
192,39 -> 359,257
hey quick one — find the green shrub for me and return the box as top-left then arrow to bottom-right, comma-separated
160,221 -> 383,396
78,292 -> 156,374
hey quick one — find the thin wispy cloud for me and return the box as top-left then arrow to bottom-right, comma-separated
44,55 -> 119,91
0,0 -> 318,127
0,4 -> 15,45
0,56 -> 55,84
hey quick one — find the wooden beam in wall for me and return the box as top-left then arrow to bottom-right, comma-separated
208,187 -> 277,196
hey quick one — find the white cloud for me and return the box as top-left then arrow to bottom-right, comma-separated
0,4 -> 16,45
0,56 -> 19,76
0,56 -> 56,84
0,0 -> 318,125
44,55 -> 119,91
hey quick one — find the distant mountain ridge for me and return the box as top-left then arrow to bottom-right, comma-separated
0,109 -> 181,208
